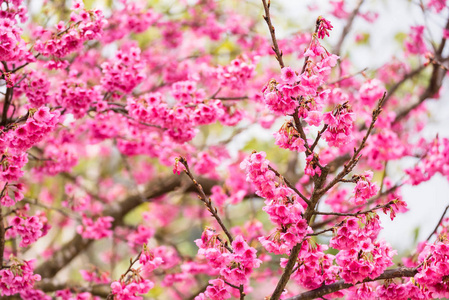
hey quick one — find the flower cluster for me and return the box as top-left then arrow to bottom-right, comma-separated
80,268 -> 110,284
34,7 -> 106,57
241,152 -> 312,253
331,214 -> 396,284
262,22 -> 338,118
0,152 -> 28,182
34,136 -> 79,176
217,57 -> 255,90
55,76 -> 102,118
127,87 -> 226,143
0,18 -> 29,63
322,102 -> 354,147
10,107 -> 61,151
7,213 -> 46,247
289,239 -> 338,289
103,1 -> 160,43
110,278 -> 154,300
336,239 -> 395,283
406,136 -> 449,185
139,245 -> 164,273
352,171 -> 379,205
0,182 -> 25,207
427,0 -> 447,12
359,79 -> 386,107
317,16 -> 333,39
274,121 -> 306,152
126,225 -> 155,249
405,25 -> 428,55
330,214 -> 382,250
204,278 -> 231,300
16,71 -> 51,108
195,229 -> 261,287
101,47 -> 145,95
415,241 -> 449,297
76,214 -> 114,240
0,259 -> 41,296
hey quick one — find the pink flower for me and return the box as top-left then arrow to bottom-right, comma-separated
281,67 -> 299,84
353,171 -> 379,205
205,278 -> 231,300
317,16 -> 333,39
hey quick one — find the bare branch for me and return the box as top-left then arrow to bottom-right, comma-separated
178,157 -> 234,245
261,0 -> 285,68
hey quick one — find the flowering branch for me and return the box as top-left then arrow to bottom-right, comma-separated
318,92 -> 387,196
285,266 -> 418,300
106,253 -> 141,300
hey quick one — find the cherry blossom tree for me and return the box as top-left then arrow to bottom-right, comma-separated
1,0 -> 449,299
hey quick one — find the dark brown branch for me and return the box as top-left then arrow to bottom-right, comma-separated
0,205 -> 4,269
262,0 -> 285,68
292,108 -> 311,154
270,242 -> 303,300
270,160 -> 330,300
285,267 -> 418,300
1,86 -> 13,126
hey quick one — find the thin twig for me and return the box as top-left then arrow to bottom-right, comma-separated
309,124 -> 328,152
313,200 -> 397,217
268,165 -> 310,205
178,157 -> 234,244
261,0 -> 285,68
327,68 -> 367,86
426,204 -> 449,241
311,182 -> 403,230
307,221 -> 344,237
106,253 -> 142,300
